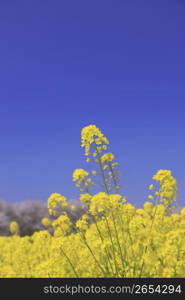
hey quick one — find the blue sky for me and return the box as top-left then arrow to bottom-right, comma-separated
0,0 -> 185,206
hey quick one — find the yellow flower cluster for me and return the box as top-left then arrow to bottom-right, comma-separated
73,169 -> 93,192
88,192 -> 125,215
41,218 -> 51,227
47,193 -> 68,216
148,170 -> 178,209
76,214 -> 89,231
79,193 -> 92,204
52,214 -> 72,237
80,125 -> 121,194
0,125 -> 184,278
1,201 -> 185,278
81,125 -> 109,156
9,221 -> 20,236
73,169 -> 89,182
101,153 -> 115,163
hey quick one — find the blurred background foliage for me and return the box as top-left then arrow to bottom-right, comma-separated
0,200 -> 84,236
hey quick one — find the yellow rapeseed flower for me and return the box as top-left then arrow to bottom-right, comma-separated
73,169 -> 89,182
41,218 -> 51,227
48,193 -> 68,215
101,152 -> 115,163
9,221 -> 20,235
81,125 -> 109,156
149,184 -> 155,190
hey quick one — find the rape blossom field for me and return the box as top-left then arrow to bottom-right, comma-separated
0,125 -> 185,278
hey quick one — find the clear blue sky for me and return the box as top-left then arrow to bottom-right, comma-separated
0,0 -> 185,206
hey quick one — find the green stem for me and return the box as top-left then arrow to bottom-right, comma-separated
125,216 -> 137,277
110,210 -> 125,276
104,215 -> 119,277
94,143 -> 109,194
139,195 -> 160,277
84,185 -> 112,275
60,247 -> 79,278
80,231 -> 107,277
108,162 -> 119,192
70,216 -> 107,277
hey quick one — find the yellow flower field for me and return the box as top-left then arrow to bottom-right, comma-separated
0,125 -> 184,278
